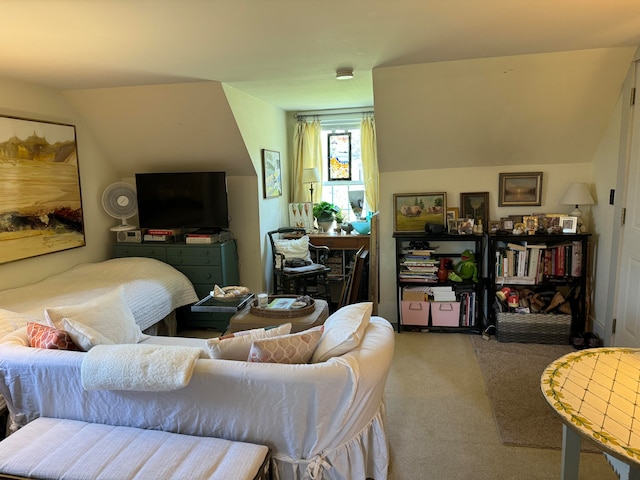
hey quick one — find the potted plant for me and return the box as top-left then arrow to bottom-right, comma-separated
313,201 -> 340,232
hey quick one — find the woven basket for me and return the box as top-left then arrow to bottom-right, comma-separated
496,312 -> 571,344
249,295 -> 315,318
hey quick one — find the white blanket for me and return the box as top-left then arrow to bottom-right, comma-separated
81,344 -> 202,391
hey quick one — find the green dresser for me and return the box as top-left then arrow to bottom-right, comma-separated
113,241 -> 240,331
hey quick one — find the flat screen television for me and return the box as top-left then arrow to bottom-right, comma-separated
135,172 -> 229,231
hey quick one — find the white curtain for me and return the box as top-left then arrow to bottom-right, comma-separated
361,114 -> 379,212
292,119 -> 322,203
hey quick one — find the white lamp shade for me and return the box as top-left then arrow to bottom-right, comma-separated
560,182 -> 594,206
302,167 -> 321,184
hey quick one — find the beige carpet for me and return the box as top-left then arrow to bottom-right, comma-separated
469,335 -> 601,452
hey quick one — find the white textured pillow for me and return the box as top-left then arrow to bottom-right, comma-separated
273,235 -> 312,268
311,302 -> 372,363
0,309 -> 39,340
44,286 -> 144,351
206,323 -> 292,360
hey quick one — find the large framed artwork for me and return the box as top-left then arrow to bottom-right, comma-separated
393,192 -> 446,233
0,115 -> 85,264
498,172 -> 543,206
262,149 -> 282,199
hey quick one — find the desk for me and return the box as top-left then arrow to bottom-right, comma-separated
541,348 -> 640,480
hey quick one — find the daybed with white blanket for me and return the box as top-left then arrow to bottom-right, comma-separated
0,257 -> 199,336
0,302 -> 395,480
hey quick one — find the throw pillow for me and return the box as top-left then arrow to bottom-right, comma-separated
311,302 -> 372,363
248,325 -> 324,364
44,286 -> 144,351
273,235 -> 312,268
27,322 -> 80,351
206,323 -> 292,360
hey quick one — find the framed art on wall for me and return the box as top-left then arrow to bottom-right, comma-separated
262,149 -> 282,199
498,172 -> 543,206
460,192 -> 489,226
393,192 -> 446,233
0,115 -> 85,264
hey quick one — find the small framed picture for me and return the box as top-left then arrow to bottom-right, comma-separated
489,220 -> 501,233
262,149 -> 282,199
523,215 -> 539,232
456,218 -> 474,235
560,216 -> 578,233
501,218 -> 514,231
460,192 -> 489,226
446,207 -> 458,231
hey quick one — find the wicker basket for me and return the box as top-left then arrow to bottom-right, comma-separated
496,312 -> 571,344
249,295 -> 315,318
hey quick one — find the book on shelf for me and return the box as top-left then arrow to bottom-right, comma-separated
143,234 -> 175,243
147,228 -> 183,236
408,249 -> 435,256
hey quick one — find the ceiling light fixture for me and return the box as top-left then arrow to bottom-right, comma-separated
336,68 -> 354,80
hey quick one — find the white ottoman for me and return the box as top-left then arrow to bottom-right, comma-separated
0,417 -> 270,480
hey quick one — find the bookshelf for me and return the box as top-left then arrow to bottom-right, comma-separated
487,233 -> 590,337
393,232 -> 485,333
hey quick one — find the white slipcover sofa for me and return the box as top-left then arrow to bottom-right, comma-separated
0,309 -> 395,480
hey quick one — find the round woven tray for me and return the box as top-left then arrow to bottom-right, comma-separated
249,295 -> 315,318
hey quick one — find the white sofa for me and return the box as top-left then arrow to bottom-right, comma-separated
0,312 -> 395,480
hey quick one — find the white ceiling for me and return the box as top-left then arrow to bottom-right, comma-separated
2,1 -> 640,111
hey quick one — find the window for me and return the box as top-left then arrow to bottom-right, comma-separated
320,122 -> 365,222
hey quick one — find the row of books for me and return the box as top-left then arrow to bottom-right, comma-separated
495,241 -> 582,284
399,249 -> 438,283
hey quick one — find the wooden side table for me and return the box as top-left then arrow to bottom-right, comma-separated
541,348 -> 640,480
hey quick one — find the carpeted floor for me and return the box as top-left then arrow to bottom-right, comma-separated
469,335 -> 602,452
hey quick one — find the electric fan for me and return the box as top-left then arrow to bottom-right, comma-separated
101,182 -> 138,231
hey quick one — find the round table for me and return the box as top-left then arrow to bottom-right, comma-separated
541,347 -> 640,480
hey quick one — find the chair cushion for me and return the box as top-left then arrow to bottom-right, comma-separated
273,235 -> 312,268
312,302 -> 372,363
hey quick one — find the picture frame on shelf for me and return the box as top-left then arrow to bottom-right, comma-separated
393,192 -> 447,233
262,149 -> 282,199
460,192 -> 489,226
523,215 -> 539,233
489,220 -> 501,233
560,216 -> 578,233
0,115 -> 85,264
500,218 -> 514,231
456,218 -> 474,235
498,172 -> 543,206
446,207 -> 458,231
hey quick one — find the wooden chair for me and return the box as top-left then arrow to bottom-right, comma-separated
267,228 -> 331,302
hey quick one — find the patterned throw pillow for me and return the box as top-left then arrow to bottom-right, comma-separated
206,323 -> 292,360
27,322 -> 79,351
248,325 -> 324,364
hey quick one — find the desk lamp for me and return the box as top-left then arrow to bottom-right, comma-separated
560,182 -> 594,233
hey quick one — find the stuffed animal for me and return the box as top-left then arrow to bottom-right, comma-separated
453,249 -> 478,283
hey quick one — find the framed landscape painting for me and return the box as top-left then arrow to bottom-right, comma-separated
393,192 -> 446,233
0,115 -> 85,264
498,172 -> 543,206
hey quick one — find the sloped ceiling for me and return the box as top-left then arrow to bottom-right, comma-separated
64,82 -> 254,177
374,48 -> 636,171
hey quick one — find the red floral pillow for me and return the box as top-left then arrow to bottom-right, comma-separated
27,322 -> 80,351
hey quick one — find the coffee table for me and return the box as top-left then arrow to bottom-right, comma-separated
191,293 -> 254,313
541,348 -> 640,480
226,298 -> 329,334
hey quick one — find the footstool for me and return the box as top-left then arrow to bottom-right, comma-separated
0,417 -> 270,480
226,298 -> 329,333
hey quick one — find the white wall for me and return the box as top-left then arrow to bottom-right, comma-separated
377,162 -> 592,324
0,78 -> 119,290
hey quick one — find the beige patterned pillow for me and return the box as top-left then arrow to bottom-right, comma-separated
206,323 -> 292,360
273,235 -> 312,268
248,325 -> 324,364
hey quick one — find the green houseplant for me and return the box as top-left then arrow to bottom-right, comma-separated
313,201 -> 340,232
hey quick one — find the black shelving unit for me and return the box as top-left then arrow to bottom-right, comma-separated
487,233 -> 590,336
393,232 -> 485,333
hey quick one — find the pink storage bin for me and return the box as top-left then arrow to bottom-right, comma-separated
431,302 -> 460,327
401,301 -> 430,326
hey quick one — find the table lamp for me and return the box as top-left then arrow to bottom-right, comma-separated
302,167 -> 321,204
560,182 -> 594,233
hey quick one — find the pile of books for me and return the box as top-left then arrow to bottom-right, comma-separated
143,228 -> 181,242
399,248 -> 438,283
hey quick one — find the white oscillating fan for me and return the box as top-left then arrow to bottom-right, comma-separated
102,182 -> 138,231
